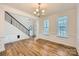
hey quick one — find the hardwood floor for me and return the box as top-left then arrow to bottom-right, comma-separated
0,39 -> 78,56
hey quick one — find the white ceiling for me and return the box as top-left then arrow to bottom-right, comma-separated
0,3 -> 77,17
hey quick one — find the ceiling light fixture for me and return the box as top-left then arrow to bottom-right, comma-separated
33,3 -> 45,17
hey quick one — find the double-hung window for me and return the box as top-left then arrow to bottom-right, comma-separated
43,19 -> 49,35
57,16 -> 68,38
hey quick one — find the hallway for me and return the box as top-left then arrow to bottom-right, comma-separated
1,39 -> 78,56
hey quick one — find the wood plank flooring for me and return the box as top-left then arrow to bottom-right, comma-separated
0,39 -> 78,56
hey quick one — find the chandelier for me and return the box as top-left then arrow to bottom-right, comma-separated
33,3 -> 45,17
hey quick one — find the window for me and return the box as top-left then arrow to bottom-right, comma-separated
43,18 -> 49,35
57,16 -> 68,38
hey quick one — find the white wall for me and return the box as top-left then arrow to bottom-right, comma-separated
0,9 -> 5,52
4,22 -> 29,44
77,4 -> 79,54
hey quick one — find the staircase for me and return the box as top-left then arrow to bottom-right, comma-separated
5,11 -> 30,36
